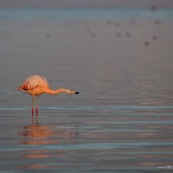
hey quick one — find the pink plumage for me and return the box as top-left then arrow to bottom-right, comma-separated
18,75 -> 49,95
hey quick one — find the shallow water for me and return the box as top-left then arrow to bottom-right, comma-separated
0,8 -> 173,173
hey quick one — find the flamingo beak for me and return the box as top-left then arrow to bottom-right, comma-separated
75,92 -> 79,94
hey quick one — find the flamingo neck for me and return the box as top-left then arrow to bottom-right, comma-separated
44,88 -> 69,95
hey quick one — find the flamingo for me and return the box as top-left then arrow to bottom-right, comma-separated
18,75 -> 79,115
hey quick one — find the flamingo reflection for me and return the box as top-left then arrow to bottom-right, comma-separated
18,115 -> 79,162
19,117 -> 54,144
19,116 -> 78,145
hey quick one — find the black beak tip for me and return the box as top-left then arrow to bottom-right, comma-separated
75,92 -> 79,94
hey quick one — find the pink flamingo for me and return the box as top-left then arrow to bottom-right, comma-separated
18,75 -> 79,115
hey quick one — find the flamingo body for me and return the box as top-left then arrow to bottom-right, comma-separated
18,75 -> 49,96
18,75 -> 79,115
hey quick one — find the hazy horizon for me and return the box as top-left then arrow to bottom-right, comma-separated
0,0 -> 173,8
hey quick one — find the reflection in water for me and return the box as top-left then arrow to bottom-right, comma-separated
22,164 -> 47,170
18,115 -> 79,169
19,116 -> 78,145
19,116 -> 54,144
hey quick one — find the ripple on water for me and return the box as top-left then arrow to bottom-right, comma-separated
0,105 -> 173,111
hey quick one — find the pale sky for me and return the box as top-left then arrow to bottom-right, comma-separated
0,0 -> 172,8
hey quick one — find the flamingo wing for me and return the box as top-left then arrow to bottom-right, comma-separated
18,75 -> 49,92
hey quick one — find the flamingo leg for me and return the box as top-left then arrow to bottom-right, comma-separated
36,96 -> 38,116
32,96 -> 34,116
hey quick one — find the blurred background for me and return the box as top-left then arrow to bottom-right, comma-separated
0,0 -> 173,8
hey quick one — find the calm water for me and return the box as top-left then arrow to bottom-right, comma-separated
0,8 -> 173,173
